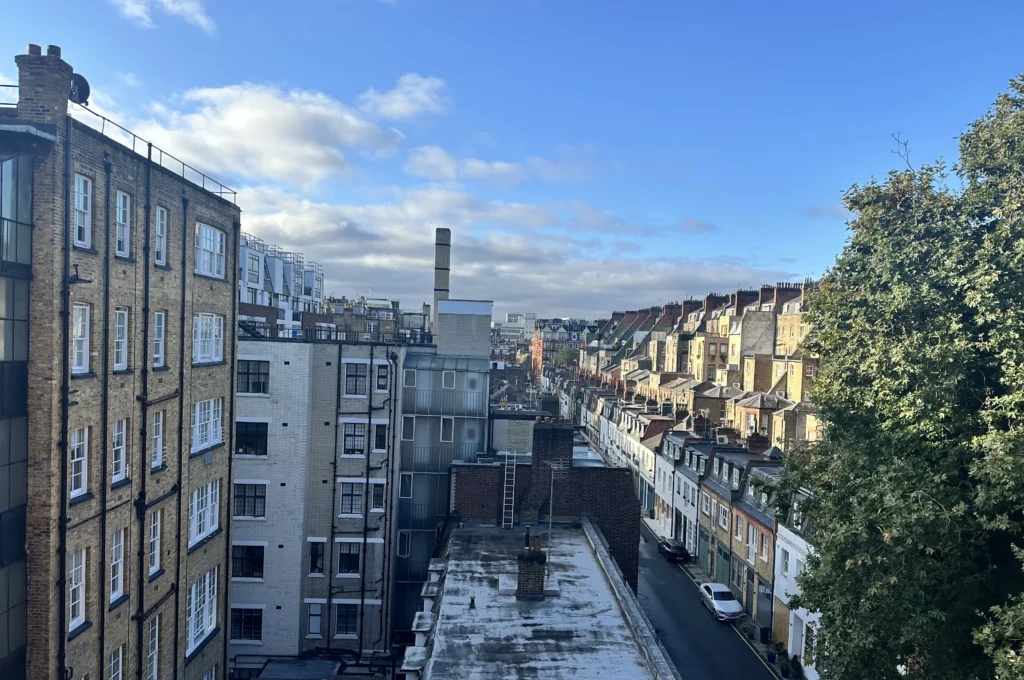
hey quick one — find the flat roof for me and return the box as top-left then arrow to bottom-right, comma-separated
422,526 -> 655,679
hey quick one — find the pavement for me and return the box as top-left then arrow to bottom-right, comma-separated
637,522 -> 777,680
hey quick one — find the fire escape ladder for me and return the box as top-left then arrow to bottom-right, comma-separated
501,453 -> 517,529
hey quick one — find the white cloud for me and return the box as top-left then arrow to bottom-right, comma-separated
402,144 -> 595,187
679,218 -> 717,233
527,144 -> 596,182
109,0 -> 214,33
238,187 -> 796,319
131,84 -> 403,186
119,72 -> 140,87
358,73 -> 449,120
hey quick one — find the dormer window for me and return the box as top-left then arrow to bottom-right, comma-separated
714,459 -> 720,475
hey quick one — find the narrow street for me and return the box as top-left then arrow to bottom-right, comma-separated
638,524 -> 776,680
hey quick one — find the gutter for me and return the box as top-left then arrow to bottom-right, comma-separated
222,218 -> 240,675
96,152 -> 112,678
171,191 -> 189,680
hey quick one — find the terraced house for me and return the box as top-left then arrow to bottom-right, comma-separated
4,45 -> 238,680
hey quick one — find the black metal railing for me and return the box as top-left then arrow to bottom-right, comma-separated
238,320 -> 432,345
0,218 -> 32,278
399,443 -> 479,473
69,104 -> 237,203
401,389 -> 487,417
0,84 -> 16,108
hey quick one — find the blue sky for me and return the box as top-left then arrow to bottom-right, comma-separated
4,0 -> 1024,319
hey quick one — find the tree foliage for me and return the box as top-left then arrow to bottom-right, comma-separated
552,346 -> 578,366
783,77 -> 1024,680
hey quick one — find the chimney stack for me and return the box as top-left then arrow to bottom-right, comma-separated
432,228 -> 451,333
517,536 -> 546,600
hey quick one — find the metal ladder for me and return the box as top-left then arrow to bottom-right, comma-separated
501,453 -> 517,529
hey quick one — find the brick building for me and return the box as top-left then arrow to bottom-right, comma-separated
449,419 -> 641,591
3,45 -> 238,680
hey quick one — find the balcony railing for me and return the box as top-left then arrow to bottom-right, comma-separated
401,389 -> 487,417
0,219 -> 32,279
398,503 -> 444,531
238,320 -> 432,345
400,443 -> 479,473
0,84 -> 16,109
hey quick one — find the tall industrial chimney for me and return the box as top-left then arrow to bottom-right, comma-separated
433,228 -> 451,332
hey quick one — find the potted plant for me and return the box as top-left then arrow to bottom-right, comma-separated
790,655 -> 804,679
766,648 -> 777,663
779,659 -> 791,678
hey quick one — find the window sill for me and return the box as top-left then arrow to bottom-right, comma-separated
231,577 -> 265,584
114,254 -> 136,264
305,635 -> 323,640
333,634 -> 357,640
155,262 -> 172,271
112,368 -> 134,375
111,477 -> 131,490
343,394 -> 368,399
152,365 -> 170,372
71,371 -> 97,380
192,360 -> 227,368
67,620 -> 93,642
340,455 -> 366,460
187,526 -> 223,554
231,639 -> 264,646
234,454 -> 268,460
233,516 -> 267,522
148,568 -> 165,583
72,244 -> 98,255
184,627 -> 220,664
194,271 -> 227,283
190,441 -> 225,459
237,392 -> 271,398
69,492 -> 94,506
370,509 -> 384,514
335,573 -> 360,580
151,463 -> 169,475
338,514 -> 363,519
307,573 -> 325,578
371,449 -> 386,454
109,593 -> 129,612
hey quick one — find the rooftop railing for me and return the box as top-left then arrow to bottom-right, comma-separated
239,320 -> 432,345
401,389 -> 487,417
0,84 -> 17,109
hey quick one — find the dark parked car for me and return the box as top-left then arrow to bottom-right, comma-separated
657,539 -> 690,563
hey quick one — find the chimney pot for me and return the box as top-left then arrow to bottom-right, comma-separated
46,45 -> 61,57
27,44 -> 41,56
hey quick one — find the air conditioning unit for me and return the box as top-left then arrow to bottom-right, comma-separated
732,383 -> 740,389
716,434 -> 729,445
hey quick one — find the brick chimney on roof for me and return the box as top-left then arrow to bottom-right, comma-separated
517,536 -> 547,600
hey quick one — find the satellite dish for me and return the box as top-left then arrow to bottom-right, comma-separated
69,73 -> 90,105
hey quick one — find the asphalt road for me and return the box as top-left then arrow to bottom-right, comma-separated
638,525 -> 776,680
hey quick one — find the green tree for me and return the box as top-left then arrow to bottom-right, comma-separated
783,77 -> 1024,680
552,347 -> 578,367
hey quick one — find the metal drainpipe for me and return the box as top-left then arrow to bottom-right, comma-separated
378,350 -> 397,655
222,219 -> 240,676
57,113 -> 72,680
171,191 -> 189,680
324,341 -> 343,651
357,344 -> 374,650
96,153 -> 113,679
133,144 -> 154,680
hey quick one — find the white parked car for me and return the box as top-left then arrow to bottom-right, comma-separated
699,583 -> 744,622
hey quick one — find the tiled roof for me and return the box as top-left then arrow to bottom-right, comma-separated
735,393 -> 794,410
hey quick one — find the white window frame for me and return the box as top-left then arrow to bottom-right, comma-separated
149,509 -> 162,574
440,416 -> 454,443
735,513 -> 742,541
111,418 -> 127,484
442,370 -> 455,389
190,398 -> 223,452
113,307 -> 129,370
194,223 -> 226,278
69,548 -> 86,630
74,174 -> 92,248
401,415 -> 415,441
719,505 -> 729,529
72,304 -> 90,374
403,369 -> 416,387
186,567 -> 219,655
701,492 -> 710,515
202,668 -> 216,680
192,313 -> 224,363
397,530 -> 410,558
116,190 -> 131,257
247,253 -> 259,283
155,206 -> 168,266
307,603 -> 323,637
153,310 -> 165,367
110,528 -> 125,601
781,547 -> 790,576
188,480 -> 221,547
110,644 -> 124,680
151,410 -> 164,469
371,483 -> 385,511
399,473 -> 413,499
748,524 -> 756,563
146,616 -> 160,680
760,531 -> 770,560
375,364 -> 389,392
70,426 -> 88,498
